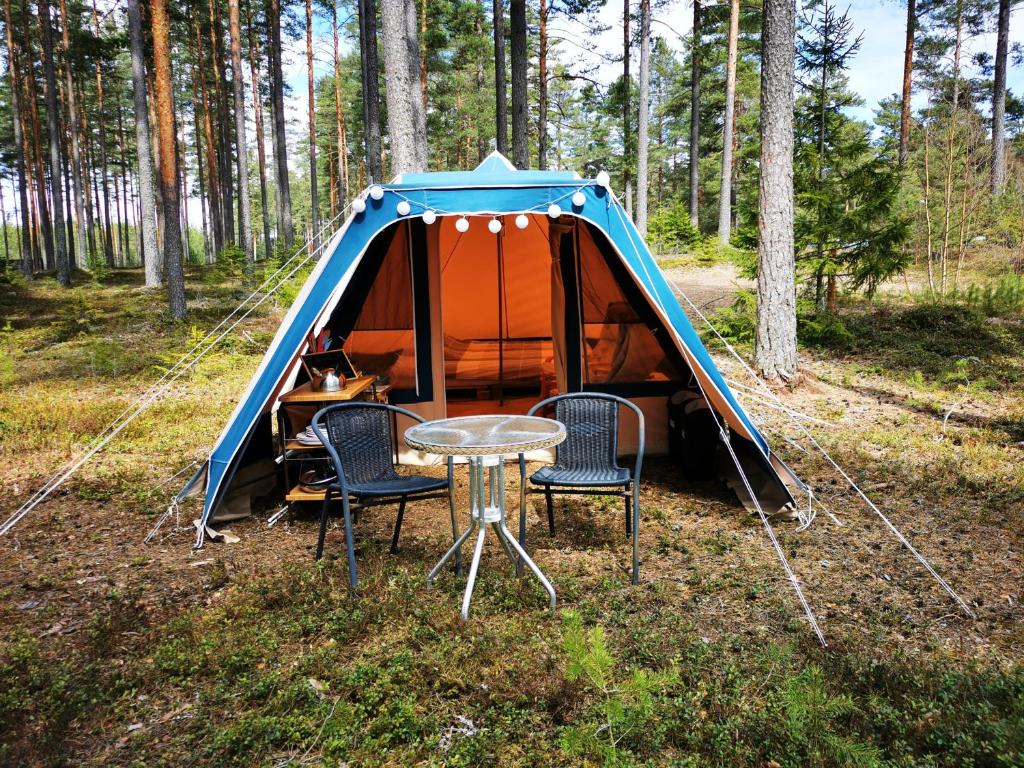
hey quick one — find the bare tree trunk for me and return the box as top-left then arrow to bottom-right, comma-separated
419,0 -> 427,111
623,0 -> 631,215
127,0 -> 161,286
247,5 -> 273,261
90,0 -> 115,267
537,0 -> 548,169
24,23 -> 55,271
195,16 -> 223,258
3,0 -> 33,277
717,0 -> 739,243
306,0 -> 319,241
898,0 -> 915,165
509,0 -> 528,168
358,0 -> 384,182
939,1 -> 963,296
152,0 -> 186,319
208,0 -> 234,247
269,0 -> 293,243
380,0 -> 428,174
493,0 -> 508,155
635,0 -> 650,235
332,0 -> 349,205
990,0 -> 1009,193
228,0 -> 253,270
754,0 -> 797,382
57,0 -> 87,271
688,0 -> 701,228
476,2 -> 487,162
38,0 -> 68,284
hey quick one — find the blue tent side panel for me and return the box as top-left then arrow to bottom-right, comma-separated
196,169 -> 786,530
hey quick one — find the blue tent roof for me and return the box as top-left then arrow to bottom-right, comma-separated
190,153 -> 794,538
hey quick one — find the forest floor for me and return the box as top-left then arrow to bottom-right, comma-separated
0,262 -> 1022,767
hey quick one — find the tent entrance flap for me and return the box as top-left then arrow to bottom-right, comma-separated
438,215 -> 559,413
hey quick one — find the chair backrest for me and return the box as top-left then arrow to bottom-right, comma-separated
311,403 -> 423,486
530,393 -> 643,472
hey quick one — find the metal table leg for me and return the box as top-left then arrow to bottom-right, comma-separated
427,455 -> 556,619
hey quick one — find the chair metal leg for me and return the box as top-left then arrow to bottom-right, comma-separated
545,490 -> 554,535
390,495 -> 407,553
624,493 -> 632,538
315,487 -> 332,560
631,487 -> 640,585
341,493 -> 358,590
517,476 -> 527,577
447,462 -> 462,576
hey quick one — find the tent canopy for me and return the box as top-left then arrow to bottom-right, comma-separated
187,153 -> 804,538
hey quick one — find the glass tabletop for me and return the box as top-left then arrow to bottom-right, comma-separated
404,415 -> 566,456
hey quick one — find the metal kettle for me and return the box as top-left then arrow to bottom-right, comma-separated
322,368 -> 341,392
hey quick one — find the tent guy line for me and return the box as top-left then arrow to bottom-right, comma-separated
0,205 -> 353,539
668,275 -> 977,620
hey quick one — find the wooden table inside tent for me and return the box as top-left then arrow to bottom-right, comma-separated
277,376 -> 391,502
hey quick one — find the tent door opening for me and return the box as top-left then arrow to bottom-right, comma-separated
438,215 -> 561,417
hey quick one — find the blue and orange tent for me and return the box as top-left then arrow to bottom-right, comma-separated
187,153 -> 805,540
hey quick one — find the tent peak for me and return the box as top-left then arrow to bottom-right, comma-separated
474,151 -> 518,174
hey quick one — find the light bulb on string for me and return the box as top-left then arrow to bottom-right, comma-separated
596,170 -> 611,189
369,185 -> 384,201
488,218 -> 502,234
422,210 -> 437,225
351,198 -> 366,213
514,214 -> 529,230
547,204 -> 562,219
455,217 -> 470,233
396,200 -> 411,216
571,191 -> 586,208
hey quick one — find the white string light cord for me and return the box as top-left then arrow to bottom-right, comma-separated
0,206 -> 351,538
664,262 -> 976,620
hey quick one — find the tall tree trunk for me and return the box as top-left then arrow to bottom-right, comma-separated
306,0 -> 319,241
419,0 -> 427,111
623,0 -> 631,214
898,0 -> 916,165
24,31 -> 55,271
247,4 -> 273,261
152,0 -> 186,319
128,0 -> 162,286
358,0 -> 384,182
57,0 -> 88,270
939,1 -> 963,295
493,0 -> 507,154
688,0 -> 701,228
209,0 -> 234,247
195,16 -> 223,258
509,0 -> 527,168
228,0 -> 254,270
475,2 -> 487,162
38,0 -> 69,284
990,0 -> 1009,193
331,0 -> 349,204
380,0 -> 428,174
754,0 -> 797,382
537,0 -> 548,169
90,0 -> 115,267
635,0 -> 650,235
3,0 -> 33,277
717,0 -> 739,243
269,0 -> 293,243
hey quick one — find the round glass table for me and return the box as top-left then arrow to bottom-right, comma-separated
405,415 -> 566,619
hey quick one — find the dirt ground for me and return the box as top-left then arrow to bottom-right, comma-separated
0,266 -> 1021,765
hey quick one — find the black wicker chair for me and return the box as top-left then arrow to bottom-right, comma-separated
310,402 -> 459,589
518,392 -> 645,583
